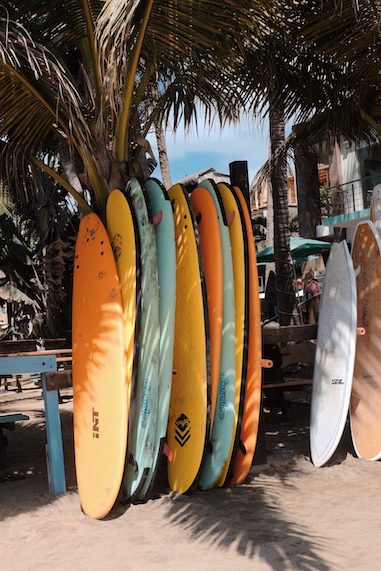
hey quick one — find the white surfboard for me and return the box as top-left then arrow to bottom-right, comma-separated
310,241 -> 357,467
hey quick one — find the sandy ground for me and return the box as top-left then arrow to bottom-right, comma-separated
1,383 -> 381,571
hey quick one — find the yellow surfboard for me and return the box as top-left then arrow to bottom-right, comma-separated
72,213 -> 127,519
106,189 -> 138,494
216,183 -> 247,486
167,183 -> 210,493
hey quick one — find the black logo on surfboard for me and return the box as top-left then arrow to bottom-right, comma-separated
175,413 -> 190,447
331,378 -> 344,385
92,407 -> 99,439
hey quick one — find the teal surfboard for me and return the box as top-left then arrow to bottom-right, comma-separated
122,178 -> 160,501
139,178 -> 176,498
197,179 -> 236,489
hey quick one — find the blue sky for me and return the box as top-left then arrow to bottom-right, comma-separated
148,118 -> 269,186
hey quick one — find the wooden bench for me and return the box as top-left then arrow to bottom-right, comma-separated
262,377 -> 313,422
264,377 -> 313,389
0,413 -> 30,468
0,354 -> 65,494
0,348 -> 72,393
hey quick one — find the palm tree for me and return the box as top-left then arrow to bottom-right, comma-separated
0,0 -> 263,218
242,0 -> 381,322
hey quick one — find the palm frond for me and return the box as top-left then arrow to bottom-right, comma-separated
96,0 -> 266,157
0,19 -> 92,159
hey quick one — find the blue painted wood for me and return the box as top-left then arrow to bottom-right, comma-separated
0,354 -> 65,495
0,413 -> 29,424
42,373 -> 66,494
0,355 -> 56,375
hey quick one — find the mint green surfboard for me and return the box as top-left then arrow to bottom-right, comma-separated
121,178 -> 160,501
197,179 -> 236,489
139,178 -> 176,498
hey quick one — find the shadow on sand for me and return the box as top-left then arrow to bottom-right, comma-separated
0,390 -> 356,569
0,407 -> 76,521
161,400 -> 353,570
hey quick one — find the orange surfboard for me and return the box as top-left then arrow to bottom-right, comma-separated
217,182 -> 248,486
230,187 -> 262,484
72,214 -> 127,519
190,187 -> 223,427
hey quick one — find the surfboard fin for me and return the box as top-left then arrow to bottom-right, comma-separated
128,453 -> 138,471
354,265 -> 361,277
163,442 -> 174,462
151,211 -> 163,226
351,392 -> 361,413
239,440 -> 247,455
226,211 -> 235,226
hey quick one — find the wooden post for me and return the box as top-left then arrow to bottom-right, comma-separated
42,372 -> 66,494
294,143 -> 321,238
229,161 -> 251,208
229,161 -> 268,464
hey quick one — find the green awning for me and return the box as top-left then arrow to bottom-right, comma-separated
257,237 -> 331,263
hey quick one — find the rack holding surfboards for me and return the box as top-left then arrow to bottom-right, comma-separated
72,176 -> 265,519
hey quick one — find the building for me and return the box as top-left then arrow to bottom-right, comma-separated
316,139 -> 381,241
251,165 -> 330,218
175,167 -> 230,190
251,138 -> 381,243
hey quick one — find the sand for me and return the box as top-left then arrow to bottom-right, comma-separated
1,384 -> 381,571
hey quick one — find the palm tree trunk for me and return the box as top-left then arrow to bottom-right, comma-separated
155,121 -> 172,188
269,103 -> 294,326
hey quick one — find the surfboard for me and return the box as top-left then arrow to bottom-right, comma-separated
351,221 -> 381,460
139,178 -> 176,498
72,213 -> 127,519
216,182 -> 249,485
167,183 -> 210,494
197,179 -> 236,490
190,186 -> 223,429
370,184 -> 381,236
106,188 -> 139,442
310,241 -> 357,467
230,186 -> 262,485
123,178 -> 160,500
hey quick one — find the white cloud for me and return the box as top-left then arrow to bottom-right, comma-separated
148,117 -> 269,184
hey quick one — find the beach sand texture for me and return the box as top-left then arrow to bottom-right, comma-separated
1,384 -> 381,570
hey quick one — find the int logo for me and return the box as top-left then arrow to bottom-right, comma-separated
92,407 -> 100,439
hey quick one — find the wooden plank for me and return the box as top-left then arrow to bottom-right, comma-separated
0,355 -> 57,375
0,349 -> 72,358
0,413 -> 29,424
262,324 -> 317,344
0,339 -> 68,354
45,370 -> 72,391
56,356 -> 72,363
44,339 -> 70,350
264,378 -> 313,389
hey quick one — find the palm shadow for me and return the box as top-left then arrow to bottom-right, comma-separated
161,401 -> 336,570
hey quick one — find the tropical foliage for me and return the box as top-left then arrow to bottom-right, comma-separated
0,180 -> 78,339
1,0 -> 381,329
0,0 -> 269,217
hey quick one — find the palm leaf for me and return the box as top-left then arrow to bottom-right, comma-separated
0,19 -> 92,157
